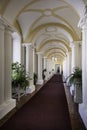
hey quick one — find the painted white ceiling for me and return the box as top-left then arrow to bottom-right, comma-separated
0,0 -> 85,61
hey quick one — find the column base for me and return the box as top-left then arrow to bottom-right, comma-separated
79,103 -> 87,128
0,98 -> 16,119
26,85 -> 35,94
37,79 -> 43,85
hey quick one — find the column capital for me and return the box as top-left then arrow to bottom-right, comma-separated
70,41 -> 81,48
78,5 -> 87,28
5,26 -> 14,33
0,16 -> 15,32
12,32 -> 20,40
67,51 -> 72,55
22,43 -> 32,47
0,22 -> 5,30
43,56 -> 47,59
70,42 -> 75,48
36,51 -> 43,55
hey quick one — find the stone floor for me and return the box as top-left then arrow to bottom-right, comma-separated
0,82 -> 87,130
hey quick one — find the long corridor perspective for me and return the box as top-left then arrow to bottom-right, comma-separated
0,75 -> 86,130
0,75 -> 72,130
0,0 -> 87,129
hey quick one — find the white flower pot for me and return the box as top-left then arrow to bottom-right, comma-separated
74,82 -> 82,104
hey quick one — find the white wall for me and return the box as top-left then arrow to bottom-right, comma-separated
12,32 -> 21,63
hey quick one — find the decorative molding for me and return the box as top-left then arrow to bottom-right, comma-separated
70,41 -> 81,48
36,51 -> 43,55
0,16 -> 15,32
78,5 -> 87,28
22,43 -> 32,47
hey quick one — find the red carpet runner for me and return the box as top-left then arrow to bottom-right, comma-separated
0,74 -> 72,130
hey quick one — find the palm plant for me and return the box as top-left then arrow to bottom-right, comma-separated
66,67 -> 82,104
66,67 -> 82,87
12,62 -> 29,89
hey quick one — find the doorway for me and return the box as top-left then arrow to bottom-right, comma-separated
55,64 -> 61,74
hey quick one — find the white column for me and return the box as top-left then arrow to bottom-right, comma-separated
4,27 -> 12,101
24,43 -> 35,93
0,23 -> 5,105
29,46 -> 35,92
71,41 -> 81,71
47,58 -> 53,78
66,53 -> 69,77
63,57 -> 67,78
71,43 -> 75,71
43,57 -> 48,80
66,51 -> 72,77
74,41 -> 82,68
37,52 -> 43,84
34,51 -> 38,74
0,25 -> 16,119
78,6 -> 87,128
21,44 -> 25,65
68,51 -> 72,75
79,43 -> 82,69
12,32 -> 21,63
66,52 -> 73,92
43,57 -> 47,69
33,48 -> 35,73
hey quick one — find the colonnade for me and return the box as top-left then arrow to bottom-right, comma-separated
62,6 -> 87,128
0,6 -> 87,129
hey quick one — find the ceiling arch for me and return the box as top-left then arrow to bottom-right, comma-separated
44,48 -> 67,57
46,50 -> 66,58
0,0 -> 85,21
48,52 -> 65,60
0,0 -> 85,62
38,39 -> 71,52
26,23 -> 79,43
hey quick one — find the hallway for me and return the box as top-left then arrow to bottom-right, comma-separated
0,75 -> 86,130
0,75 -> 72,130
0,1 -> 87,128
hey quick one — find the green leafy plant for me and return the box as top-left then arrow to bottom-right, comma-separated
33,73 -> 38,85
12,62 -> 29,89
66,67 -> 82,87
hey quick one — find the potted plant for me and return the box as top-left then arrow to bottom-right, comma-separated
42,69 -> 47,81
66,67 -> 82,103
33,73 -> 38,86
12,62 -> 29,101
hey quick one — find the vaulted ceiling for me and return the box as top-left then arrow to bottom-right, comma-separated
0,0 -> 86,62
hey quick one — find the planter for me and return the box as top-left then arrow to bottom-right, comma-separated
66,67 -> 82,104
74,82 -> 82,104
12,85 -> 26,101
